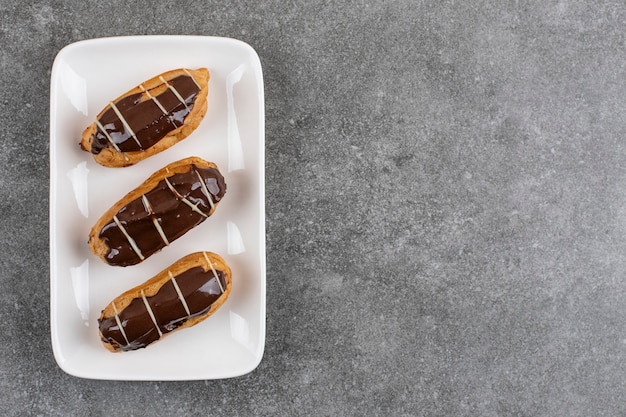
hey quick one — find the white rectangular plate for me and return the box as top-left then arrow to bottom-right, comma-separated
50,36 -> 265,380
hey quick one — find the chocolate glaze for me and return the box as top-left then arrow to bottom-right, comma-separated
90,75 -> 200,155
98,266 -> 226,351
99,165 -> 226,266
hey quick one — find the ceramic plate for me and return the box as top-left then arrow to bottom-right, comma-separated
50,36 -> 265,380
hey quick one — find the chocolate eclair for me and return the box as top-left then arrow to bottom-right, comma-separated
80,68 -> 210,167
89,156 -> 226,267
98,251 -> 232,352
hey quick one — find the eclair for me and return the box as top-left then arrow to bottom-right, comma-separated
89,156 -> 226,267
80,68 -> 210,167
98,252 -> 232,352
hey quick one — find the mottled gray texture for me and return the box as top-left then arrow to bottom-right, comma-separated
1,0 -> 626,415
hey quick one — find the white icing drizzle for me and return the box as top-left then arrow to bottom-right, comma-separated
95,120 -> 123,153
141,195 -> 170,246
111,302 -> 131,346
160,75 -> 190,111
164,177 -> 208,218
203,252 -> 225,294
169,270 -> 191,317
109,101 -> 142,149
194,169 -> 215,211
141,289 -> 163,337
182,68 -> 201,89
112,215 -> 145,260
140,194 -> 151,212
152,219 -> 169,246
139,84 -> 168,115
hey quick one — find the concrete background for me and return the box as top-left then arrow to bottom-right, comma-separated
1,0 -> 625,415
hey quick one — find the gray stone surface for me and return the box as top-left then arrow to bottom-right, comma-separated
1,0 -> 626,415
